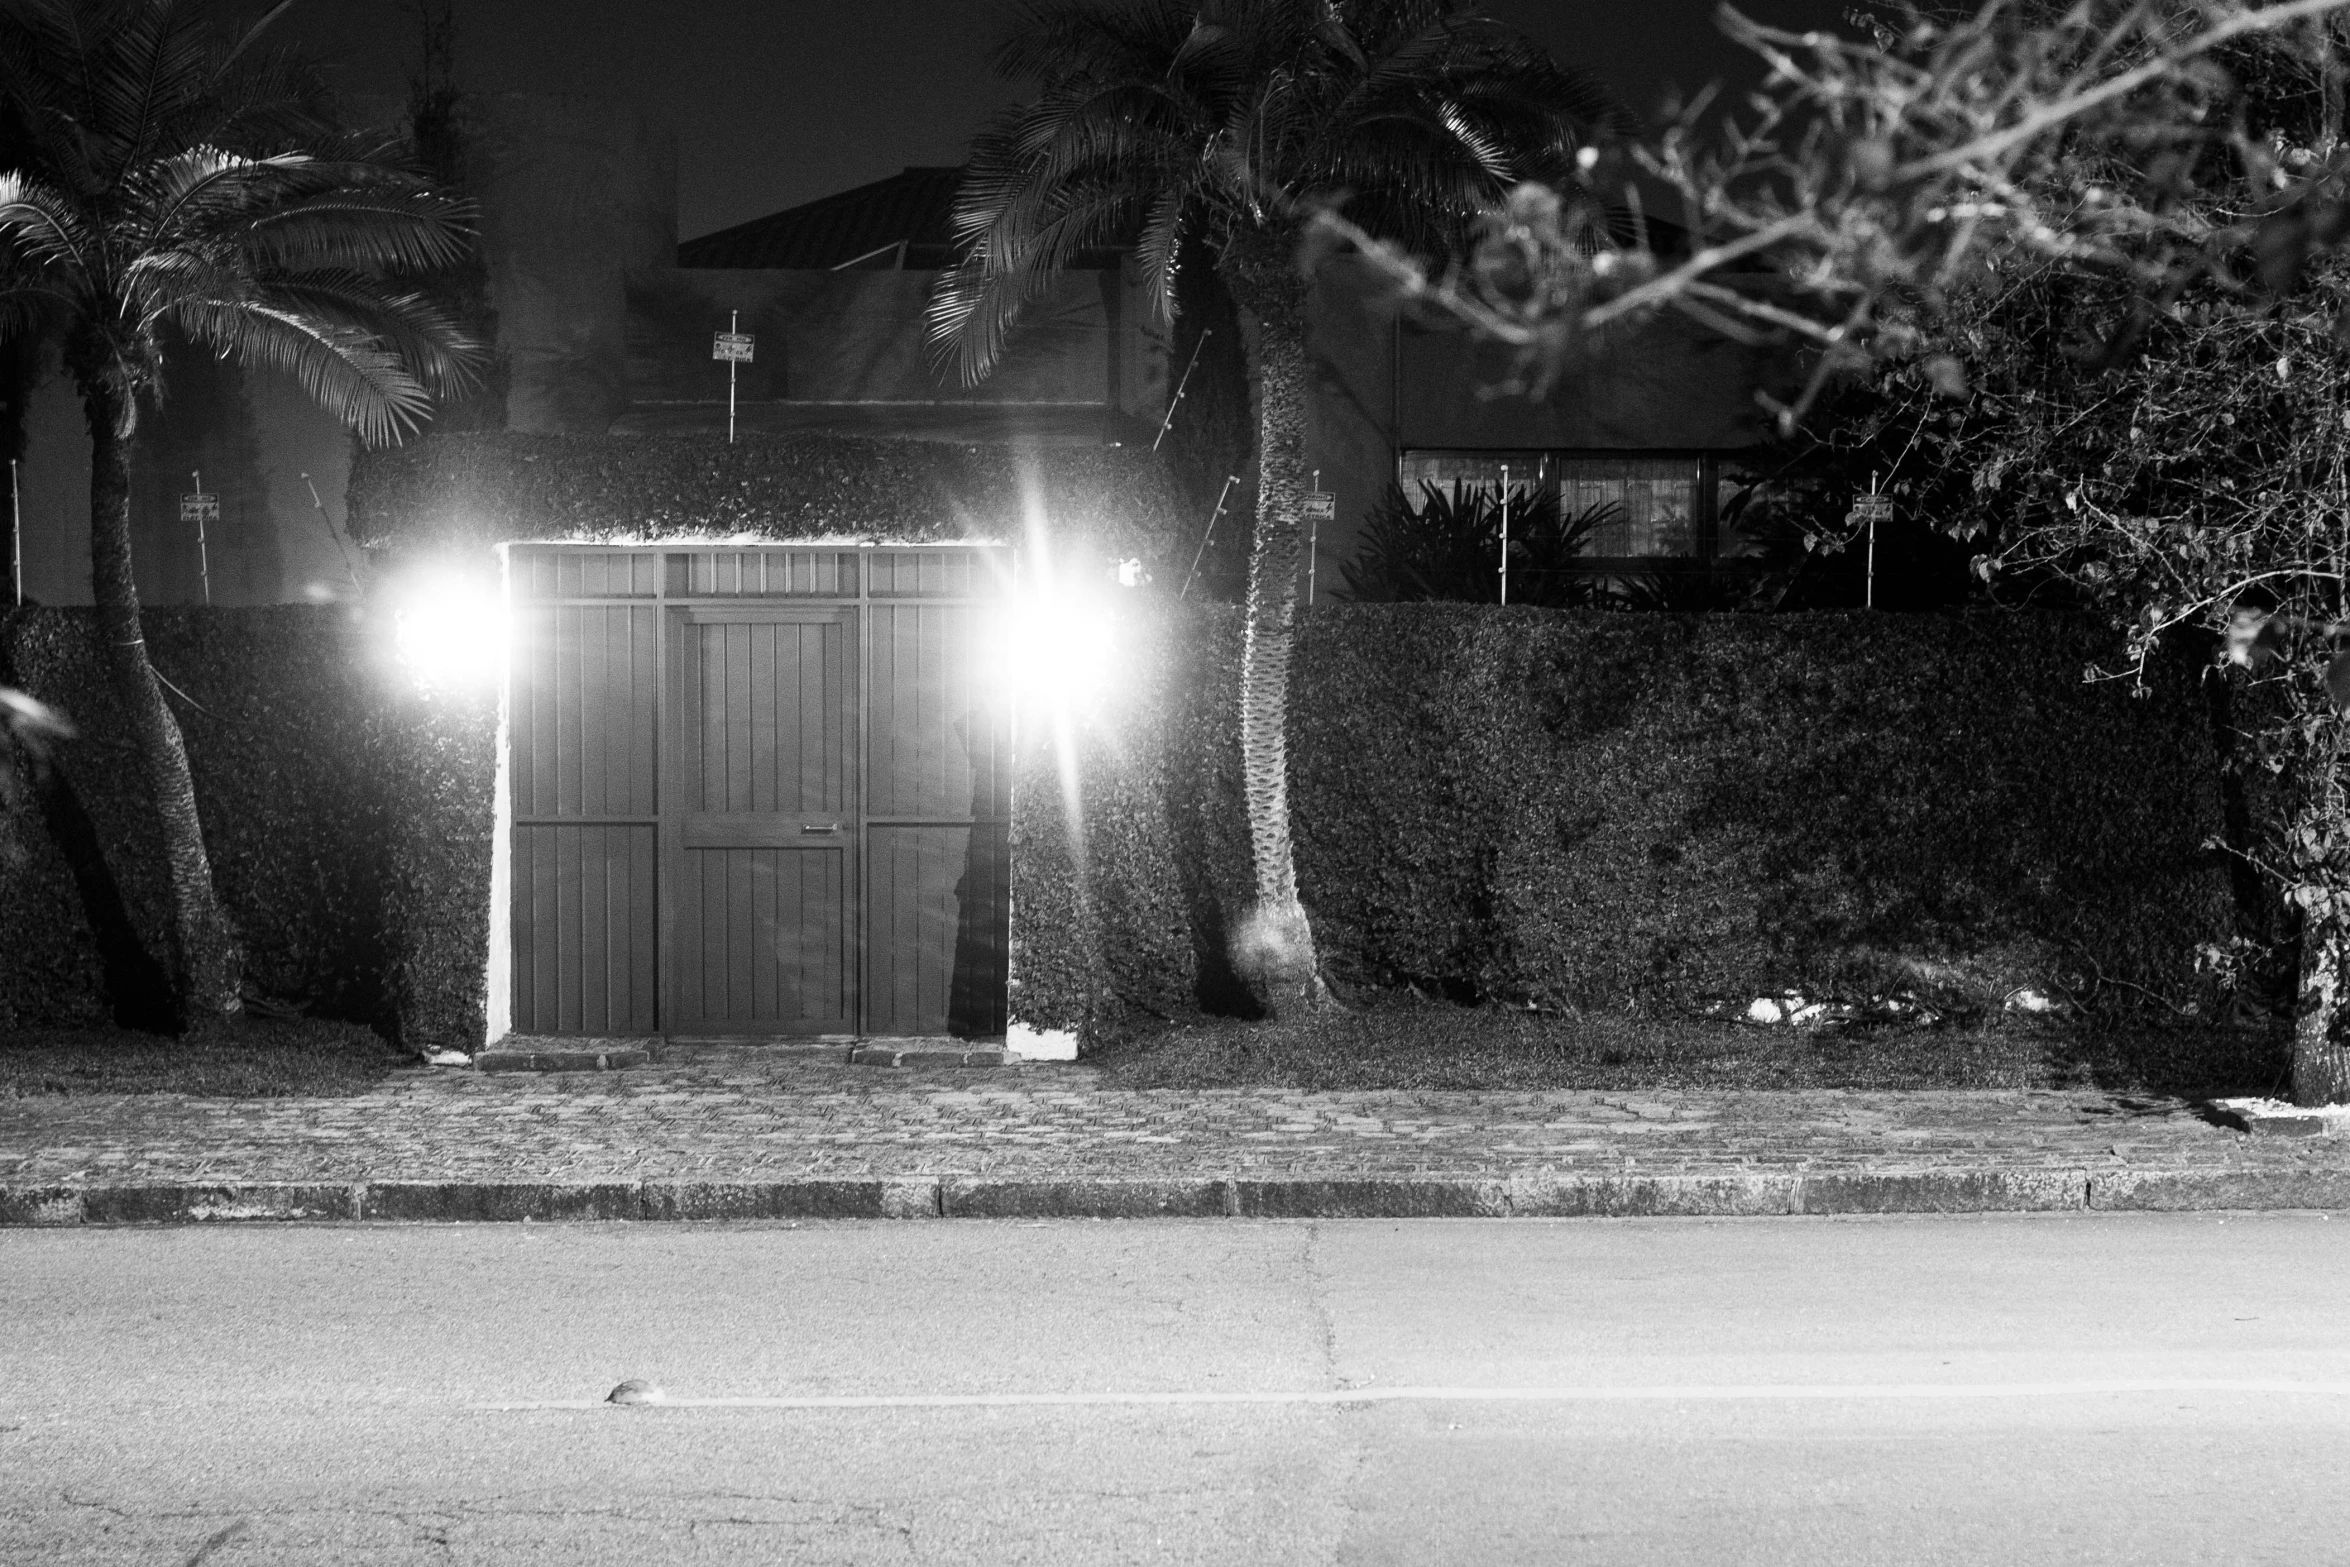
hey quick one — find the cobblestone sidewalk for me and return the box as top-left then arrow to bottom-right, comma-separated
3,1046 -> 2346,1222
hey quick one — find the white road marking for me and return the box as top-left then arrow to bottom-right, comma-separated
477,1379 -> 2350,1412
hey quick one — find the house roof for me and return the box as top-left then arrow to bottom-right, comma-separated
679,165 -> 1125,271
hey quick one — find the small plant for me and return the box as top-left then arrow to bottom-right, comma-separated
1335,481 -> 1614,607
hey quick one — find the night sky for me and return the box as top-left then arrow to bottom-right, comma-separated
258,0 -> 1856,244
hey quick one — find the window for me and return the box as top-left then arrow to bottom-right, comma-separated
1397,449 -> 1720,562
1397,450 -> 1547,502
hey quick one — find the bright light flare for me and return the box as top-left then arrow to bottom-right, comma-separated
390,565 -> 508,690
989,581 -> 1122,710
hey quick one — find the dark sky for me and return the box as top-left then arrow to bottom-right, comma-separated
259,0 -> 1855,243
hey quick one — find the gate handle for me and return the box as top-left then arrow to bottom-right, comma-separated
802,822 -> 842,835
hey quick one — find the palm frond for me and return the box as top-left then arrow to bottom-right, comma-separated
233,184 -> 478,274
0,282 -> 71,342
992,0 -> 1197,84
1011,80 -> 1200,188
193,42 -> 340,159
168,295 -> 433,446
1133,184 -> 1186,328
91,0 -> 217,185
928,177 -> 1151,383
260,270 -> 484,398
945,0 -> 1627,375
125,144 -> 291,250
215,0 -> 293,71
0,171 -> 99,280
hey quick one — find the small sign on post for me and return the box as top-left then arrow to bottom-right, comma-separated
1846,487 -> 1894,610
1304,484 -> 1335,605
180,471 -> 216,605
713,312 -> 755,444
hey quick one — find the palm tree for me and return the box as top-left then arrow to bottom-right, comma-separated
928,0 -> 1626,1010
0,0 -> 481,1026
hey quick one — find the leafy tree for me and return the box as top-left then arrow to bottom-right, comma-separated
1306,0 -> 2350,1105
927,0 -> 1628,1010
1325,0 -> 2350,420
1848,253 -> 2350,1103
0,0 -> 481,1026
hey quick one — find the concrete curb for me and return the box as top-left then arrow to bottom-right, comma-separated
5,1165 -> 2350,1224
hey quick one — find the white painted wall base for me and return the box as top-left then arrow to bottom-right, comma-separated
480,545 -> 515,1055
1005,1022 -> 1079,1062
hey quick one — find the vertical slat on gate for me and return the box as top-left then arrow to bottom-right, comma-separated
581,605 -> 602,814
920,605 -> 946,812
629,826 -> 656,1030
751,623 -> 777,812
727,843 -> 755,1018
632,607 -> 658,815
813,622 -> 835,810
574,823 -> 601,1031
867,825 -> 968,1034
507,561 -> 660,1037
555,607 -> 580,818
533,608 -> 557,818
752,849 -> 778,1020
863,581 -> 1007,1037
726,624 -> 752,812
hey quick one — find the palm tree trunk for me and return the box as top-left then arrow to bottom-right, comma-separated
1220,231 -> 1324,1011
81,373 -> 244,1026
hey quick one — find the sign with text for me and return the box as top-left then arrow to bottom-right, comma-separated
179,493 -> 219,524
1846,494 -> 1893,525
1302,491 -> 1336,522
712,332 -> 756,363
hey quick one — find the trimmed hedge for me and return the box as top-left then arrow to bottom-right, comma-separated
1010,603 -> 2233,1033
1007,604 -> 1255,1034
0,608 -> 496,1047
346,431 -> 1191,569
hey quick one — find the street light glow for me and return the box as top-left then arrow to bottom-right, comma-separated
992,579 -> 1120,709
390,564 -> 507,690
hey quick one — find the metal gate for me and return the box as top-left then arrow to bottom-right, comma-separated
506,544 -> 1009,1039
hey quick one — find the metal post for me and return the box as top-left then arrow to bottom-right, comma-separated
727,309 -> 738,445
300,472 -> 364,593
1179,474 -> 1239,600
1308,469 -> 1319,607
9,457 -> 19,608
191,469 -> 210,606
1152,329 -> 1212,453
1499,463 -> 1510,606
1866,470 -> 1878,611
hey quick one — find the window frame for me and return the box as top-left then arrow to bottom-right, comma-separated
1394,447 -> 1729,573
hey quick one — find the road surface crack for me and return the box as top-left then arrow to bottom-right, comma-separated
1302,1221 -> 1357,1390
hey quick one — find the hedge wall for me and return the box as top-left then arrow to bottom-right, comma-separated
345,431 -> 1192,569
1007,604 -> 1255,1034
1009,603 -> 2233,1034
2,597 -> 2232,1047
0,608 -> 497,1047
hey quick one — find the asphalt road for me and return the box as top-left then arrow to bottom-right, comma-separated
2,1212 -> 2345,1565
